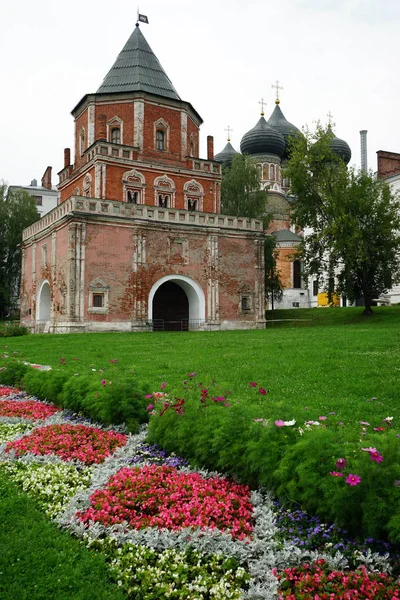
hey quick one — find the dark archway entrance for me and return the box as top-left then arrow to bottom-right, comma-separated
152,281 -> 189,331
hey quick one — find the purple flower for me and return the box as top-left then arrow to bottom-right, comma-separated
146,404 -> 154,411
330,471 -> 343,477
160,382 -> 167,389
336,458 -> 346,471
275,420 -> 285,427
259,387 -> 268,395
101,379 -> 107,386
346,474 -> 361,486
145,394 -> 153,399
249,382 -> 258,387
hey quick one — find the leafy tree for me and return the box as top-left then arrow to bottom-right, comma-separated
285,125 -> 400,315
220,153 -> 283,305
220,154 -> 267,220
0,184 -> 39,318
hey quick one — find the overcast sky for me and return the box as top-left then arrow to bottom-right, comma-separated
2,0 -> 399,188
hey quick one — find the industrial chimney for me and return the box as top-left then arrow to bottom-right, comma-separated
360,130 -> 368,173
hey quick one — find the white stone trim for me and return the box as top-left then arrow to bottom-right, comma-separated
88,105 -> 95,146
123,169 -> 146,204
133,101 -> 144,150
181,112 -> 188,159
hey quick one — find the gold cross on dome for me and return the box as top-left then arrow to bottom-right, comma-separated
271,80 -> 283,103
225,125 -> 233,142
258,98 -> 266,116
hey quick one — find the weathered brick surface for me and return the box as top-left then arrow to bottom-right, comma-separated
377,151 -> 400,178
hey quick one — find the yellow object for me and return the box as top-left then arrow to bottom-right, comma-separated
317,292 -> 340,307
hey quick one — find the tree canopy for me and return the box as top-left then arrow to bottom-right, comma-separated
285,125 -> 400,315
220,153 -> 283,304
0,184 -> 39,318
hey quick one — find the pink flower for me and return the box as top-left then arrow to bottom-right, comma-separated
360,421 -> 370,426
361,447 -> 377,453
275,420 -> 285,427
146,404 -> 154,411
370,451 -> 383,463
259,387 -> 268,395
346,474 -> 361,486
160,382 -> 167,389
101,379 -> 107,386
319,416 -> 327,421
330,471 -> 343,477
249,382 -> 258,387
145,394 -> 153,399
336,458 -> 346,471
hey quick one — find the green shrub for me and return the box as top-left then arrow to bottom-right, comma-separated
0,359 -> 29,386
0,322 -> 29,337
89,375 -> 149,432
148,376 -> 400,543
22,369 -> 70,405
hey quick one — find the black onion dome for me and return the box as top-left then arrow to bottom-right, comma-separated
329,131 -> 352,164
267,103 -> 301,159
240,116 -> 285,158
214,141 -> 239,165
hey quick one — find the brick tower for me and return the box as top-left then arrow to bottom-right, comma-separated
20,23 -> 266,333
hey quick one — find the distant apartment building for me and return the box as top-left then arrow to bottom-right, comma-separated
9,166 -> 58,217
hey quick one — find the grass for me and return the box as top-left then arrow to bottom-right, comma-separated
2,307 -> 400,417
0,470 -> 125,600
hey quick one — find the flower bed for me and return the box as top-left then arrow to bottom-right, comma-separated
1,384 -> 399,598
5,423 -> 127,465
277,559 -> 400,599
77,464 -> 253,539
0,399 -> 60,420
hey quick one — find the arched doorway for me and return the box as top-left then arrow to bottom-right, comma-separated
148,275 -> 206,331
37,281 -> 51,321
153,282 -> 189,331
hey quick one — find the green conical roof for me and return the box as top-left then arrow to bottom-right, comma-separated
97,24 -> 181,100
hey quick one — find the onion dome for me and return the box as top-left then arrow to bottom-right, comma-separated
214,141 -> 239,165
267,101 -> 301,159
240,116 -> 285,158
329,128 -> 352,164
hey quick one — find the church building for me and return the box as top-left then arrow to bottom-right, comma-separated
215,93 -> 352,310
20,24 -> 266,333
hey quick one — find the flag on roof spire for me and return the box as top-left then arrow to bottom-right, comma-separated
137,12 -> 149,24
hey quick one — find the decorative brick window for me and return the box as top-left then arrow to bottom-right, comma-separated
123,169 -> 146,204
156,130 -> 165,151
107,116 -> 123,145
88,278 -> 110,314
154,175 -> 176,208
239,284 -> 254,314
83,173 -> 92,198
154,118 -> 169,152
183,179 -> 204,212
111,127 -> 121,144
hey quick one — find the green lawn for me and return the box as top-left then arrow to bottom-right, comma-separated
0,471 -> 125,600
2,307 -> 400,416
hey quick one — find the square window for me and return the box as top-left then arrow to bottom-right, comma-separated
93,293 -> 104,308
